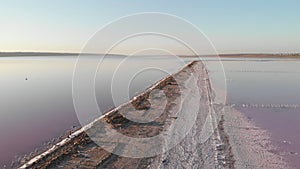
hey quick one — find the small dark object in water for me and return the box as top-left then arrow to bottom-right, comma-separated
25,77 -> 28,81
290,152 -> 298,155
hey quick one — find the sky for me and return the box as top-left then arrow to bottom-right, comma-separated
0,0 -> 299,54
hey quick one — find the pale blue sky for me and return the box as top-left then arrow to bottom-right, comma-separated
0,0 -> 299,54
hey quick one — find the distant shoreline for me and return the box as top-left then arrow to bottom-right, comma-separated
0,52 -> 125,57
0,52 -> 79,57
0,52 -> 300,58
185,53 -> 300,58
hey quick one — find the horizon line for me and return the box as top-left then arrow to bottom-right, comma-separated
1,51 -> 300,56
